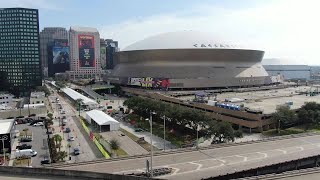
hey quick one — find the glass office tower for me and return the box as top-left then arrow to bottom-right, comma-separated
0,8 -> 41,97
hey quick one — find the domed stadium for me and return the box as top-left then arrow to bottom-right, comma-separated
108,31 -> 269,89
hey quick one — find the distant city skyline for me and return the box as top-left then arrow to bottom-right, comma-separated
1,0 -> 320,65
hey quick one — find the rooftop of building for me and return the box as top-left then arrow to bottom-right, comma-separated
70,26 -> 99,33
30,91 -> 45,98
0,119 -> 15,134
86,110 -> 119,125
62,87 -> 97,105
0,92 -> 13,97
122,31 -> 257,51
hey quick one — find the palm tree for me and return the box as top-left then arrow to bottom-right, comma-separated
53,134 -> 62,151
76,98 -> 83,116
110,139 -> 120,155
57,151 -> 68,161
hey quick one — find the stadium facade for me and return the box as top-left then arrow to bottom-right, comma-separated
107,31 -> 269,89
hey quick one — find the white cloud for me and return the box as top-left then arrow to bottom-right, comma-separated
0,0 -> 62,10
99,0 -> 320,65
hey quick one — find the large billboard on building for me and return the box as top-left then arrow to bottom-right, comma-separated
53,46 -> 70,64
48,39 -> 70,77
100,46 -> 106,70
129,77 -> 170,89
78,35 -> 95,68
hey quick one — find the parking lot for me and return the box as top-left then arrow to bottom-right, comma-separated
15,122 -> 49,167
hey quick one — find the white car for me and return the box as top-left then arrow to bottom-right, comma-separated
33,122 -> 44,126
68,136 -> 75,141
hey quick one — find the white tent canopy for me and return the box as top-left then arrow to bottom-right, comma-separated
62,87 -> 97,108
85,110 -> 120,131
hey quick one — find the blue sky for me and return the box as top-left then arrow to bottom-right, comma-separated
2,0 -> 320,65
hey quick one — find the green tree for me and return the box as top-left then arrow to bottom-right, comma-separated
272,106 -> 297,131
53,134 -> 62,151
57,151 -> 68,161
110,139 -> 120,152
76,98 -> 83,115
209,121 -> 236,144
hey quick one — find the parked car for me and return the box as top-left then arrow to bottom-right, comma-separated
68,136 -> 75,141
20,138 -> 32,142
29,120 -> 43,126
15,149 -> 37,158
40,159 -> 51,165
25,117 -> 34,123
134,128 -> 144,132
33,122 -> 44,126
28,114 -> 36,117
16,144 -> 32,150
65,127 -> 71,133
73,148 -> 80,155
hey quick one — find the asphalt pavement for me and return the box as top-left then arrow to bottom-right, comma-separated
15,123 -> 49,167
56,134 -> 320,180
47,86 -> 98,163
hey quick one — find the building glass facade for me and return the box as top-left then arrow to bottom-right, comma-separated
105,39 -> 119,69
0,8 -> 41,96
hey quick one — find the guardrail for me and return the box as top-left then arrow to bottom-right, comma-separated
47,131 -> 320,168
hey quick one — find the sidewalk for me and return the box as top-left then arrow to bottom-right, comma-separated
8,131 -> 20,166
119,120 -> 177,151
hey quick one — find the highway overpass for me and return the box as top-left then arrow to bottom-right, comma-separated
50,133 -> 320,180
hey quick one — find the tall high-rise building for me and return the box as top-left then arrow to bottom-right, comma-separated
100,38 -> 107,70
0,8 -> 41,96
68,26 -> 102,79
39,27 -> 68,76
105,39 -> 119,69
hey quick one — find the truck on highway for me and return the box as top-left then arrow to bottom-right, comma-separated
15,149 -> 37,158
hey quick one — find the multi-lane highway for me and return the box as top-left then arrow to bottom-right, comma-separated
53,134 -> 320,180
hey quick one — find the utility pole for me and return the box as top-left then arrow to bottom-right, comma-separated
196,124 -> 199,149
163,114 -> 166,151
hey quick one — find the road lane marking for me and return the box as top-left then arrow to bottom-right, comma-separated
235,155 -> 247,161
276,149 -> 287,154
257,152 -> 268,158
189,162 -> 203,170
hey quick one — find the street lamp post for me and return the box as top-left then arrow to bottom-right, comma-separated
163,115 -> 166,151
196,124 -> 199,149
146,111 -> 156,177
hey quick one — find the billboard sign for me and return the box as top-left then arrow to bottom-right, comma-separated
100,47 -> 106,70
129,77 -> 170,89
48,39 -> 70,77
78,35 -> 95,68
53,46 -> 70,65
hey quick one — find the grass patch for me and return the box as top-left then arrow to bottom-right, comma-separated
13,158 -> 31,167
114,148 -> 128,157
263,128 -> 305,136
120,128 -> 158,152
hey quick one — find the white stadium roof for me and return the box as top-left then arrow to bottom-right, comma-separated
123,31 -> 248,51
62,87 -> 97,105
70,26 -> 99,33
86,110 -> 119,126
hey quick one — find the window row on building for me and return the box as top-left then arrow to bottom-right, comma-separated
0,9 -> 36,14
0,29 -> 38,33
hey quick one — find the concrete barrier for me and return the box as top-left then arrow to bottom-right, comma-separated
0,166 -> 150,180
